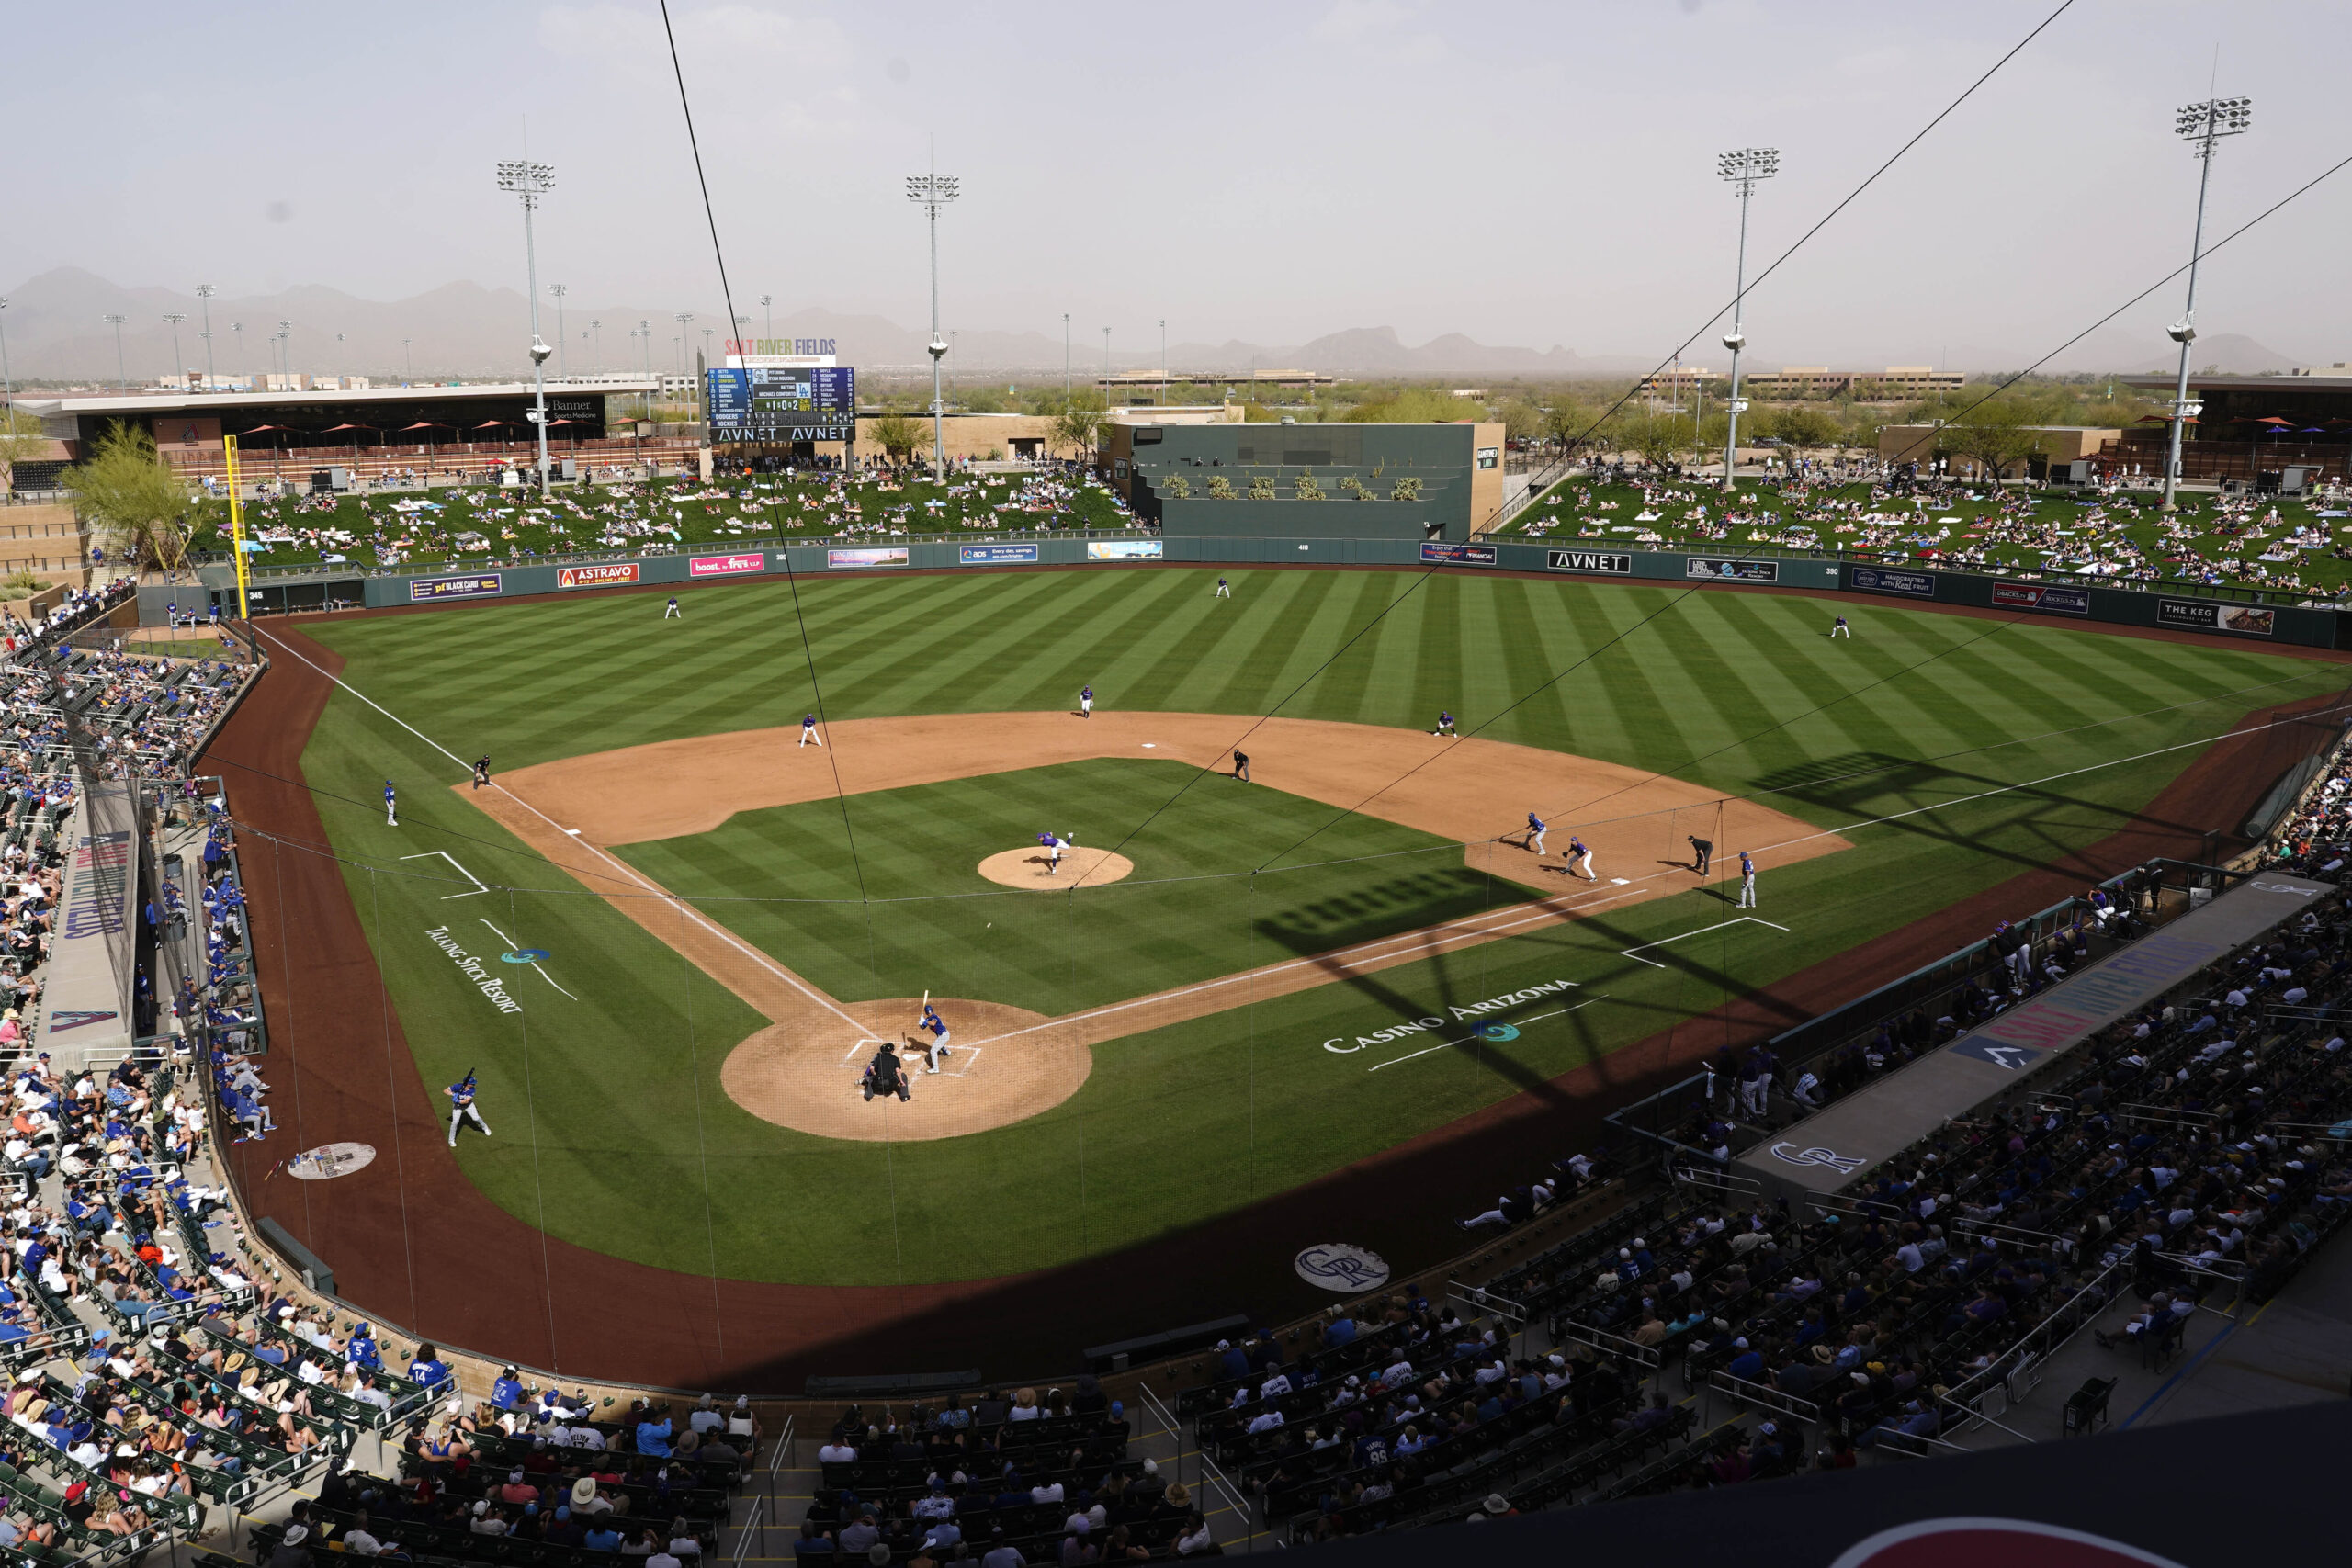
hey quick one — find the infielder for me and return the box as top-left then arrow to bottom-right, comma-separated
447,1073 -> 491,1145
1216,577 -> 1231,598
1526,812 -> 1547,855
664,596 -> 682,619
798,713 -> 823,748
1737,851 -> 1757,908
1432,710 -> 1456,738
1830,615 -> 1850,638
916,1003 -> 952,1073
1080,684 -> 1093,718
1568,836 -> 1595,881
384,780 -> 399,827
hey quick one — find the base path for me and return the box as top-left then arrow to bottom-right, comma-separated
468,713 -> 1840,1141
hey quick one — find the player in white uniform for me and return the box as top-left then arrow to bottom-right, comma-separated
1040,831 -> 1068,875
798,713 -> 823,748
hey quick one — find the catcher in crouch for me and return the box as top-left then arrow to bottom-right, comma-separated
861,1041 -> 911,1102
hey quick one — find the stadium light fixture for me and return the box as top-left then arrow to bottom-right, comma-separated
195,284 -> 219,387
2162,96 -> 2250,511
102,313 -> 129,390
549,283 -> 569,380
163,314 -> 188,385
0,297 -> 15,416
496,156 -> 558,497
909,169 -> 960,479
1715,147 -> 1778,492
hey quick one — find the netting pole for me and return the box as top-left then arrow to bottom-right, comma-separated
1246,870 -> 1259,1201
507,886 -> 562,1372
368,866 -> 423,1328
673,896 -> 728,1378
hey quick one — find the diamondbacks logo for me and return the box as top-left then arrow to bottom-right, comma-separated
1831,1518 -> 2190,1568
1295,1243 -> 1391,1292
1770,1142 -> 1865,1175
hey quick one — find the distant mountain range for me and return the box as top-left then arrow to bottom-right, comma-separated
0,265 -> 2320,386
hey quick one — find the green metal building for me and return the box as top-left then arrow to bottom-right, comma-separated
1102,420 -> 1507,541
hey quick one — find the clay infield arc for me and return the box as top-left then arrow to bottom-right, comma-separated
202,611 -> 2350,1390
461,713 -> 1844,1143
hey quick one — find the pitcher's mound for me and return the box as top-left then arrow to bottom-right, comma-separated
978,846 -> 1134,888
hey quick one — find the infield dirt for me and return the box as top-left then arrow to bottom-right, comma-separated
462,711 -> 1841,1140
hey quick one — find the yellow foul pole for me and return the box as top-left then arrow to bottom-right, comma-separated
222,434 -> 251,620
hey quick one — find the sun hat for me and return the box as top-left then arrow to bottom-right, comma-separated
571,1476 -> 598,1507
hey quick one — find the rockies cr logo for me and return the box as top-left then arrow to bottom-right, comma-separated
1294,1244 -> 1391,1291
1770,1142 -> 1865,1175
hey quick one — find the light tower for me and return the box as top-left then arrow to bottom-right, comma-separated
163,314 -> 188,385
1715,146 -> 1779,491
495,154 -> 558,497
907,168 -> 960,479
2162,96 -> 2252,511
0,297 -> 15,418
590,319 -> 603,370
759,293 -> 773,344
102,314 -> 129,389
194,283 -> 218,388
548,283 -> 569,381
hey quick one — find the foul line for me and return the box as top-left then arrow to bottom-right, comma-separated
478,918 -> 580,1001
1367,999 -> 1599,1073
254,625 -> 868,1036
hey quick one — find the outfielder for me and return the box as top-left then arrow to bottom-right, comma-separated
384,780 -> 399,827
1526,812 -> 1547,855
1080,684 -> 1093,718
1216,577 -> 1231,598
447,1073 -> 491,1145
916,1003 -> 952,1073
1737,851 -> 1757,908
1830,615 -> 1850,638
798,713 -> 823,748
664,596 -> 682,619
1568,836 -> 1595,882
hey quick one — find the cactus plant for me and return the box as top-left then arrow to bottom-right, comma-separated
1391,476 -> 1423,502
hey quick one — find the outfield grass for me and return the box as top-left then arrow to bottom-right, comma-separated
288,566 -> 2352,1283
615,759 -> 1498,1014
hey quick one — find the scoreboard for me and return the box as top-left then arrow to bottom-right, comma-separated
707,366 -> 857,442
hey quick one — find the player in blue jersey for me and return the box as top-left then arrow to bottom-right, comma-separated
447,1072 -> 491,1146
1526,813 -> 1547,856
916,1003 -> 952,1074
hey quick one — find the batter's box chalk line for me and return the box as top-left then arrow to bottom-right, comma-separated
1619,915 -> 1791,968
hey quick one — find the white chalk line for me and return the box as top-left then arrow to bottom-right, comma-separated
476,917 -> 580,1001
257,626 -> 866,1035
400,850 -> 489,900
1619,914 -> 1791,967
1366,999 -> 1597,1073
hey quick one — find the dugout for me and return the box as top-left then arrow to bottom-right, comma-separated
1731,871 -> 2333,1218
1103,420 -> 1506,540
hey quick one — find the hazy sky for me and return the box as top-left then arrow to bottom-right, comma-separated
14,0 -> 2352,365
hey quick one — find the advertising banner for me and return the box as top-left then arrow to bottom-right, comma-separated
689,553 -> 767,578
410,573 -> 503,603
1990,582 -> 2090,615
1849,566 -> 1938,599
959,543 -> 1040,565
1087,539 -> 1164,560
2157,598 -> 2276,637
827,547 -> 910,569
1687,557 -> 1779,583
1545,549 -> 1633,575
1420,542 -> 1498,566
557,562 -> 642,590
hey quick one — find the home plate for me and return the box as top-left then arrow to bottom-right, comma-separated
1142,743 -> 1156,748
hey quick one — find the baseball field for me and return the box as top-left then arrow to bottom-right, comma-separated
232,562 -> 2351,1310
